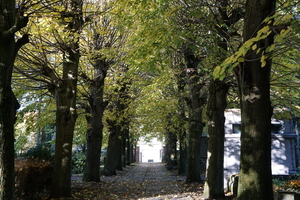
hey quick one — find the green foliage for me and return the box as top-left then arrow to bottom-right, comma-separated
213,2 -> 296,80
15,159 -> 53,199
15,135 -> 28,154
72,151 -> 86,174
100,167 -> 111,176
22,144 -> 54,161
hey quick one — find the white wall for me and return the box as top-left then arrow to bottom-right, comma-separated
223,109 -> 298,188
138,138 -> 163,163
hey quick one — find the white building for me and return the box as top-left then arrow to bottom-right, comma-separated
223,109 -> 299,187
137,138 -> 163,163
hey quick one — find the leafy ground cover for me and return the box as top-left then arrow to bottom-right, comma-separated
273,178 -> 300,194
34,163 -> 236,200
22,163 -> 300,199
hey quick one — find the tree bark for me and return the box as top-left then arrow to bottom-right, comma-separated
165,129 -> 178,167
184,51 -> 205,182
203,1 -> 244,196
0,1 -> 28,199
83,60 -> 107,182
104,119 -> 118,175
125,131 -> 131,165
50,0 -> 82,197
115,123 -> 123,170
178,131 -> 187,175
176,77 -> 187,175
203,80 -> 228,198
237,1 -> 276,199
50,60 -> 79,198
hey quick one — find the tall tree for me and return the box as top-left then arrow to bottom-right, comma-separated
184,49 -> 205,182
204,80 -> 228,198
204,1 -> 243,198
177,76 -> 188,175
46,0 -> 83,197
81,0 -> 118,182
81,52 -> 108,182
104,68 -> 131,174
0,0 -> 28,199
16,0 -> 84,196
236,1 -> 276,199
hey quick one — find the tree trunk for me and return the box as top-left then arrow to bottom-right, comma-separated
0,28 -> 16,200
0,1 -> 28,199
50,1 -> 82,197
125,132 -> 131,165
115,124 -> 123,170
122,137 -> 126,167
114,77 -> 131,170
83,61 -> 107,182
177,78 -> 187,175
104,119 -> 118,175
131,143 -> 135,163
185,51 -> 205,182
178,131 -> 187,175
166,130 -> 178,167
203,80 -> 228,198
50,59 -> 79,197
237,1 -> 276,199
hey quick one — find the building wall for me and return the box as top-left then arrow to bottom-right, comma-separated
223,109 -> 299,188
137,138 -> 163,163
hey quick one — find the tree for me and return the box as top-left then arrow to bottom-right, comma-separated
235,1 -> 276,199
184,49 -> 206,182
210,1 -> 298,198
15,0 -> 84,196
203,1 -> 243,198
0,0 -> 28,199
104,67 -> 131,174
17,0 -> 85,197
81,0 -> 118,182
176,75 -> 188,175
48,0 -> 83,195
204,80 -> 228,198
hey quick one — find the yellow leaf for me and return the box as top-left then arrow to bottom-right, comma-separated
257,26 -> 270,36
213,66 -> 221,78
252,44 -> 257,50
244,40 -> 253,48
268,44 -> 275,52
283,2 -> 290,8
238,57 -> 244,62
282,14 -> 293,21
256,48 -> 261,54
261,55 -> 266,67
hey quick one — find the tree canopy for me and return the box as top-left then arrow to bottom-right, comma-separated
4,0 -> 300,198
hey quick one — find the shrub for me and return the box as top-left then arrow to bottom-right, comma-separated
15,159 -> 53,199
22,144 -> 54,161
72,151 -> 86,174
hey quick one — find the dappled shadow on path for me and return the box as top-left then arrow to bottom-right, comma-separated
94,162 -> 202,199
41,163 -> 235,199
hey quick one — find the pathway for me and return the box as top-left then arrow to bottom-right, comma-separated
72,162 -> 204,199
99,163 -> 186,199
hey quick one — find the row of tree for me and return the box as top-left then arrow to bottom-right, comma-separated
0,0 -> 299,199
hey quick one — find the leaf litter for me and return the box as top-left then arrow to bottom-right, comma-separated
40,163 -> 235,200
